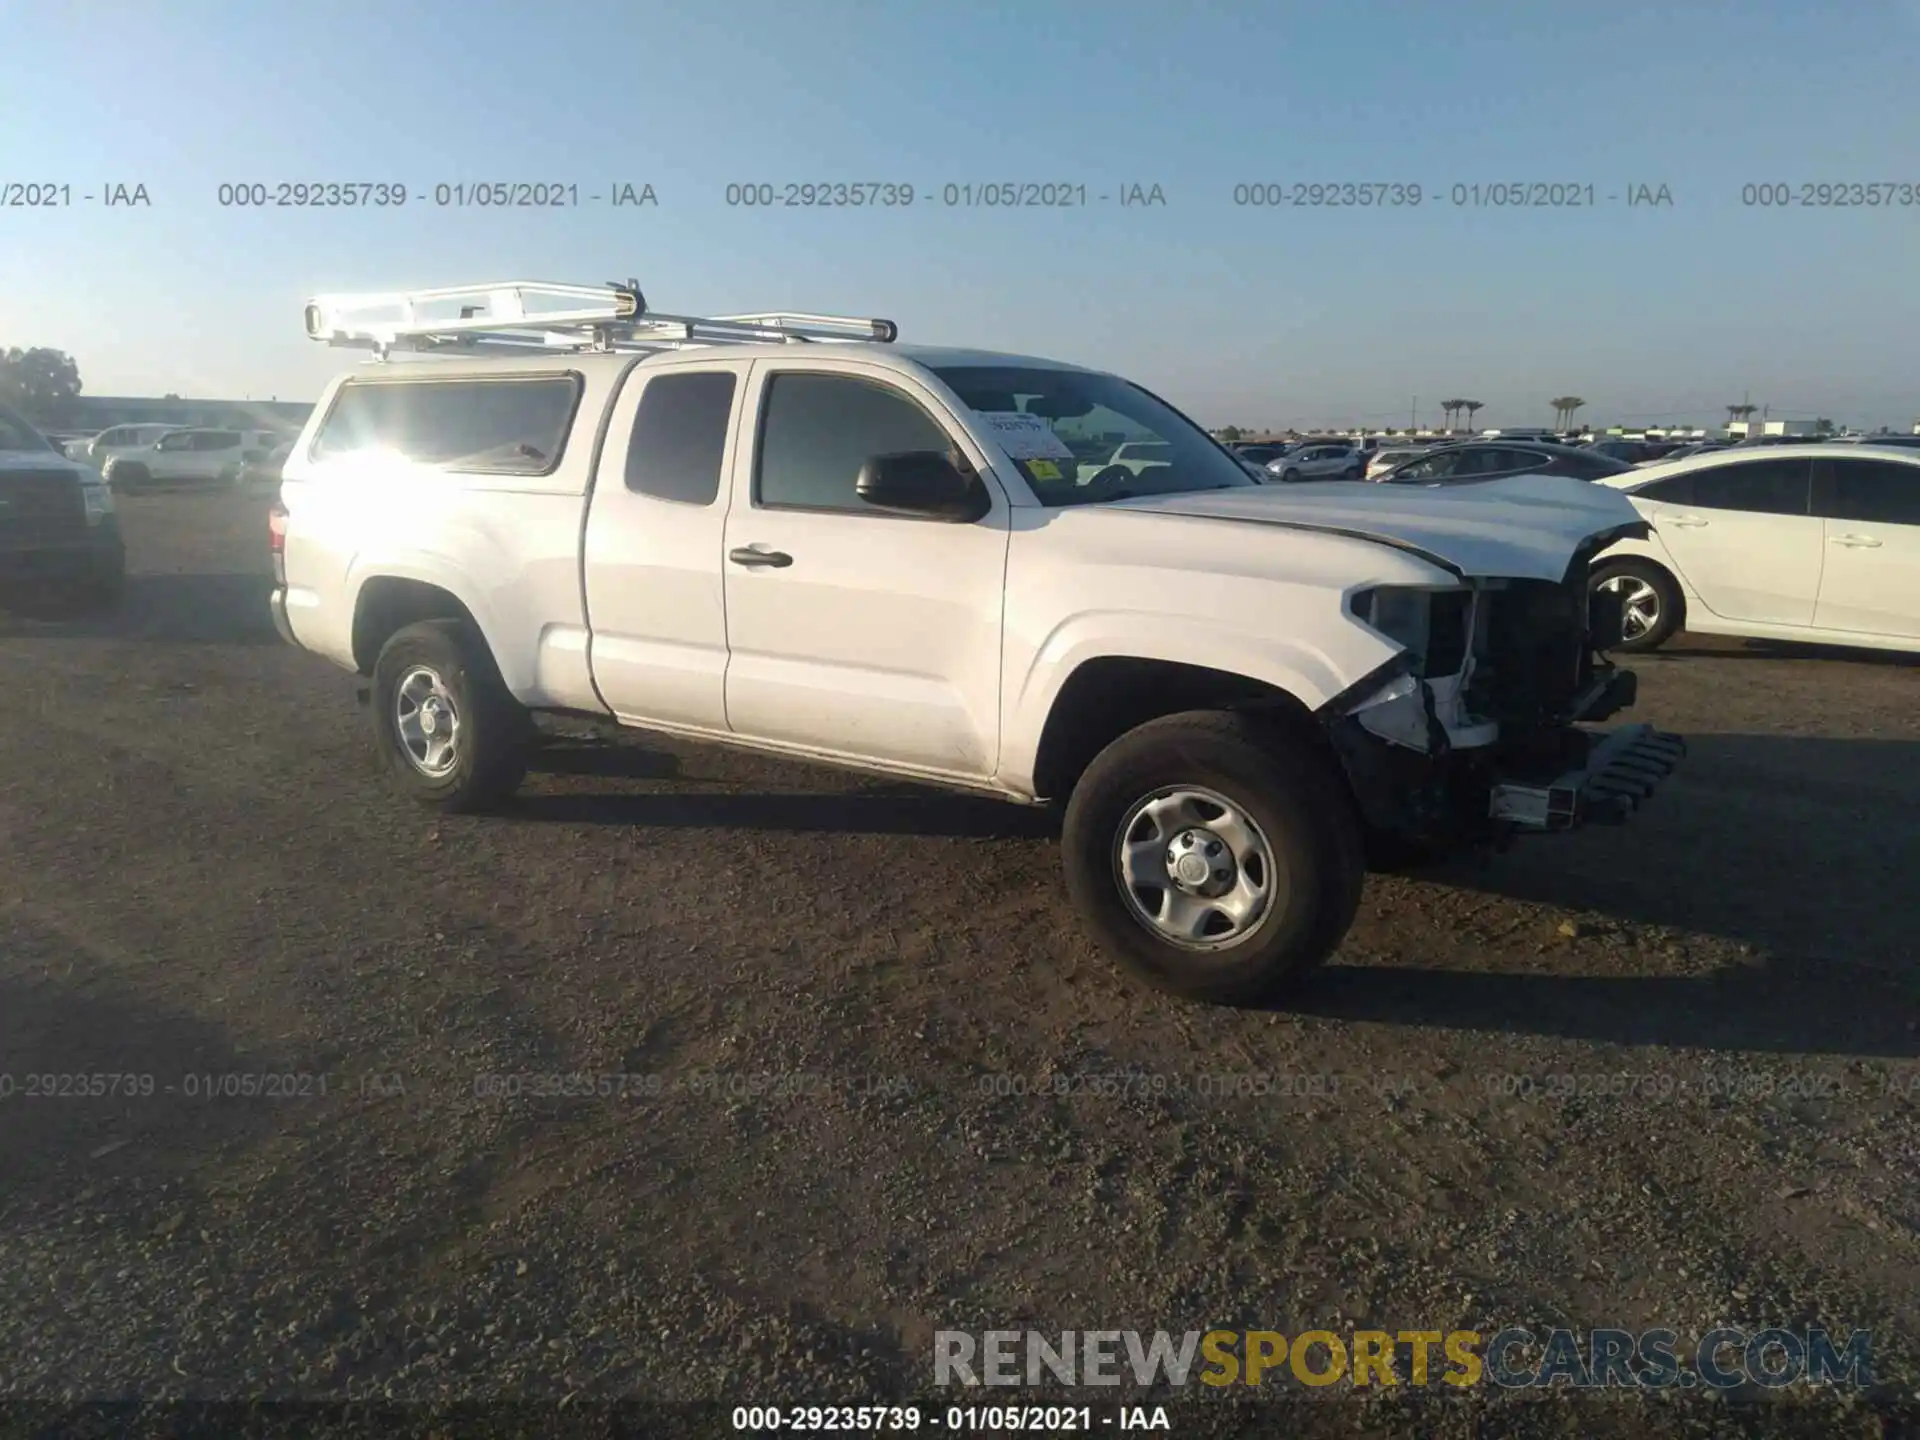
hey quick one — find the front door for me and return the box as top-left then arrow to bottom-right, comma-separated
720,363 -> 1011,780
1644,455 -> 1821,625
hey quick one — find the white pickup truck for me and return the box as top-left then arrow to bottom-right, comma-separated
271,280 -> 1683,1005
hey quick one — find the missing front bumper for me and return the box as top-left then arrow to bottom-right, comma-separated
1488,723 -> 1686,831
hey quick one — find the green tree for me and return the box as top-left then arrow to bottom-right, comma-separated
1439,398 -> 1467,430
1218,425 -> 1243,442
1462,399 -> 1484,431
0,346 -> 83,423
1814,417 -> 1834,436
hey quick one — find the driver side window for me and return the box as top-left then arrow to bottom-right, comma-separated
755,372 -> 957,514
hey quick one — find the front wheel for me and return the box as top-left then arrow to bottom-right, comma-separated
370,619 -> 533,813
1061,710 -> 1366,1005
1278,468 -> 1300,483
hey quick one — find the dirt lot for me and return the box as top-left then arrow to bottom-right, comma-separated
1,491 -> 1916,1437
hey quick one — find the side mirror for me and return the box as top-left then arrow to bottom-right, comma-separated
855,450 -> 989,522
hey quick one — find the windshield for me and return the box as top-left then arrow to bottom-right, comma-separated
0,407 -> 57,453
930,365 -> 1255,506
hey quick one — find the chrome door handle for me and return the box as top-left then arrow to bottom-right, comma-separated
728,546 -> 793,568
1665,515 -> 1709,528
1829,534 -> 1882,548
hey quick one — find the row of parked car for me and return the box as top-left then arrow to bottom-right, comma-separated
1226,430 -> 1920,487
53,424 -> 295,490
1221,431 -> 1920,657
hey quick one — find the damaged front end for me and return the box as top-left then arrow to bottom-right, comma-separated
1317,534 -> 1685,854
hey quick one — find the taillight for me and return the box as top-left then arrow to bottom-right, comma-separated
269,500 -> 288,584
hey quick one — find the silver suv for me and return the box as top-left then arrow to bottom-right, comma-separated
102,428 -> 252,488
1268,442 -> 1364,482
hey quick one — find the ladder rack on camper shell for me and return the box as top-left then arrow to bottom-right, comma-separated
303,279 -> 900,360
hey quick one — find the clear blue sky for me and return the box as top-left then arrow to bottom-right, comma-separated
4,0 -> 1919,430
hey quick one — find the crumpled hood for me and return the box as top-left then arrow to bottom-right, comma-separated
1108,475 -> 1649,581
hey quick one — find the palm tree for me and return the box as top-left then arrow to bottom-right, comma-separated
1462,399 -> 1483,433
1439,398 -> 1467,431
1549,395 -> 1586,429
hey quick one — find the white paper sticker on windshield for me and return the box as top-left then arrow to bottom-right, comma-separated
978,411 -> 1076,461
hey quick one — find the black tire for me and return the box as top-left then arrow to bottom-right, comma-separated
1590,557 -> 1681,652
369,618 -> 532,813
1279,468 -> 1300,483
109,461 -> 148,490
1061,710 -> 1366,1006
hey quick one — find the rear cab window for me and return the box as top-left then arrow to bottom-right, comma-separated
624,371 -> 738,505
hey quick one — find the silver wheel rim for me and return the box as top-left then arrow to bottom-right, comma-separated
394,665 -> 462,777
1598,575 -> 1660,639
1113,785 -> 1279,950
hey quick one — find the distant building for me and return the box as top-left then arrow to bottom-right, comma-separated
1727,419 -> 1818,439
1605,426 -> 1709,440
52,394 -> 313,435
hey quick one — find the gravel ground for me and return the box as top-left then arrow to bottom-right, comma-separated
1,492 -> 1916,1438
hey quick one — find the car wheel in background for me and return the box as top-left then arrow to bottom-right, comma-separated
1590,558 -> 1682,652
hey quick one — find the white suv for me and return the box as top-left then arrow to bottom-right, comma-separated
272,279 -> 1684,1005
71,423 -> 179,469
102,428 -> 250,488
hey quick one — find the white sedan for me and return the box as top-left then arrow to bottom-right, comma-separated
1586,443 -> 1920,653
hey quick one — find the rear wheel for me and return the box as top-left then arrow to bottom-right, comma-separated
1061,710 -> 1366,1005
370,619 -> 533,813
1591,558 -> 1681,652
